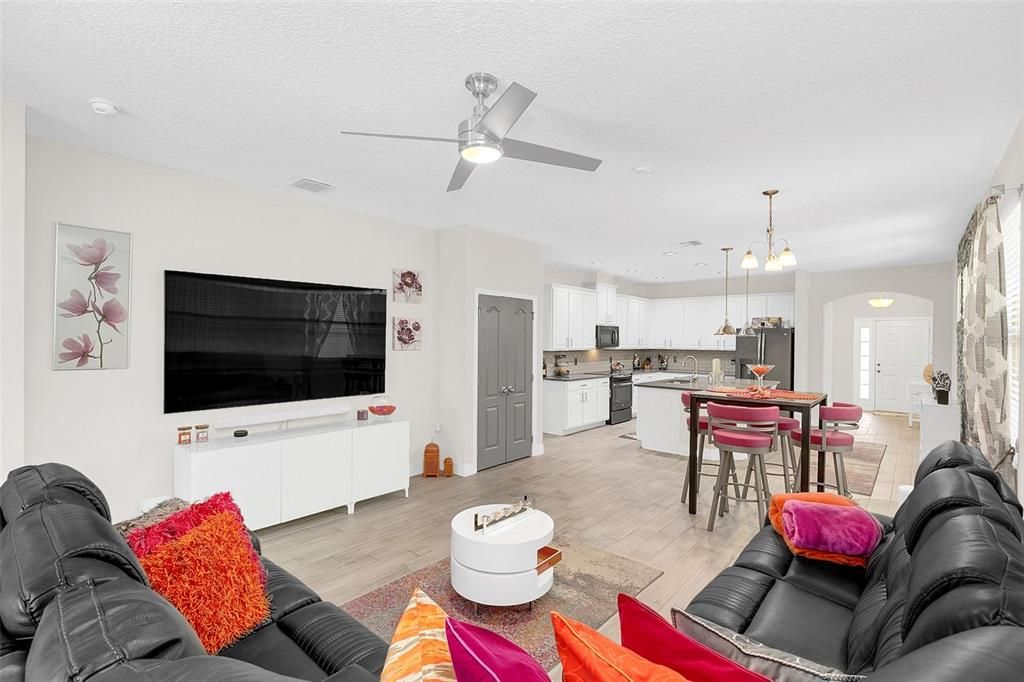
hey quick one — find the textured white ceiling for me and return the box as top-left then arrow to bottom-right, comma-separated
3,2 -> 1022,282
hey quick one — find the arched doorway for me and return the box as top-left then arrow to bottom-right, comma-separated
822,292 -> 934,411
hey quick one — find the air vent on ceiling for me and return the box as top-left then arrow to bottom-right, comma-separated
290,177 -> 336,193
678,240 -> 703,248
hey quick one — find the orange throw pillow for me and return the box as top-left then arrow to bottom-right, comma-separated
767,492 -> 866,567
380,588 -> 455,682
138,509 -> 270,652
551,611 -> 689,682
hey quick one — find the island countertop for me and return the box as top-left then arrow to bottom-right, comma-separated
635,377 -> 779,391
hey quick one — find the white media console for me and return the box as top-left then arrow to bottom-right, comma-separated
174,419 -> 410,530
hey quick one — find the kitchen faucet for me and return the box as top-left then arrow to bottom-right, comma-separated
681,355 -> 698,378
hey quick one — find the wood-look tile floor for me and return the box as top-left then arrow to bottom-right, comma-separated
258,412 -> 916,677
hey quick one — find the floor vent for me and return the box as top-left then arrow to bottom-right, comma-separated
290,177 -> 336,193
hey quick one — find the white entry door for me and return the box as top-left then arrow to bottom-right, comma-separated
854,318 -> 931,412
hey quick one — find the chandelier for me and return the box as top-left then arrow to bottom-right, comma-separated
740,189 -> 797,272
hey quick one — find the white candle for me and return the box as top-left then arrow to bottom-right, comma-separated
712,358 -> 721,375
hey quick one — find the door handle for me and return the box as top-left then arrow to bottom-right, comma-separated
507,385 -> 515,393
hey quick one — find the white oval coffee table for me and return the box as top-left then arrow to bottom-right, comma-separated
450,504 -> 558,609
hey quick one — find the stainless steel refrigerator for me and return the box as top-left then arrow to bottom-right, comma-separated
735,328 -> 795,390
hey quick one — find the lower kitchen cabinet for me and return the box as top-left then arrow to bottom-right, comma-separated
543,378 -> 610,435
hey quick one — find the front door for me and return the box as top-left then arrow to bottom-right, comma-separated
854,318 -> 931,412
477,295 -> 534,470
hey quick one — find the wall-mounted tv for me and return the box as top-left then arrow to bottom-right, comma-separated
164,270 -> 386,414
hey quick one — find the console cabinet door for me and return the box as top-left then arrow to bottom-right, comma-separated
186,442 -> 282,530
352,420 -> 410,504
281,431 -> 352,521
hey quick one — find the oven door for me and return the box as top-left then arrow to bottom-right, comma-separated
610,380 -> 632,411
596,325 -> 620,348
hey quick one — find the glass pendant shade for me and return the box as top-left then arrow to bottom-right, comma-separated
765,254 -> 783,272
715,320 -> 737,336
740,250 -> 759,269
780,246 -> 797,267
868,294 -> 895,308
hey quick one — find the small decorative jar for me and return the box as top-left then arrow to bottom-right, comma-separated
176,426 -> 193,445
423,442 -> 440,478
195,424 -> 209,443
368,395 -> 397,419
443,456 -> 454,477
357,409 -> 368,421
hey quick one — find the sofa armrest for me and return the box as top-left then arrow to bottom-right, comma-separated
323,664 -> 379,682
247,527 -> 262,555
864,626 -> 1024,681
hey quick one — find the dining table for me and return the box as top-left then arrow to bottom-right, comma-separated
683,383 -> 829,514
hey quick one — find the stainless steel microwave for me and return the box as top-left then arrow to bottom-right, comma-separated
596,325 -> 620,348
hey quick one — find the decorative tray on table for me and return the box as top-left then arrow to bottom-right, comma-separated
474,496 -> 534,532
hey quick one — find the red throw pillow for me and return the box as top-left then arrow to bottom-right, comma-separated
126,492 -> 269,653
617,594 -> 770,682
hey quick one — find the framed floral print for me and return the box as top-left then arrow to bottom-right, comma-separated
53,223 -> 132,369
393,317 -> 423,351
392,268 -> 423,303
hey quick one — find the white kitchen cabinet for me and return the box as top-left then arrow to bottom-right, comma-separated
699,298 -> 726,349
651,300 -> 687,348
543,378 -> 610,435
626,297 -> 652,347
545,285 -> 597,350
766,293 -> 794,327
595,284 -> 617,324
743,294 -> 768,322
680,299 -> 701,348
616,295 -> 630,345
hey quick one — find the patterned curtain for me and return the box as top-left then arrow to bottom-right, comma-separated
957,197 -> 1014,488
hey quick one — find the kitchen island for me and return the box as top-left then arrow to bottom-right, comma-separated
634,376 -> 778,455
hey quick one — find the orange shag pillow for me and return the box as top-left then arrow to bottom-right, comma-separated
133,496 -> 269,653
767,492 -> 866,567
551,611 -> 688,681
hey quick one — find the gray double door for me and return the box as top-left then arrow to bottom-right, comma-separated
477,295 -> 533,470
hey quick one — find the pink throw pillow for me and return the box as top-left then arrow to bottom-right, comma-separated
444,617 -> 547,681
618,594 -> 770,682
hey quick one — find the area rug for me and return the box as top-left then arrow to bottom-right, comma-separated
619,432 -> 639,440
341,539 -> 662,671
816,440 -> 888,496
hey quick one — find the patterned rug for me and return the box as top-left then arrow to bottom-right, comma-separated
819,440 -> 888,496
340,539 -> 662,671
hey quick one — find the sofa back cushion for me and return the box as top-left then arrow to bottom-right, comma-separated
0,502 -> 146,637
900,512 -> 1024,654
0,463 -> 110,525
25,578 -> 204,681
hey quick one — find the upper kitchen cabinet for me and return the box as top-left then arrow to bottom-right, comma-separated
595,284 -> 617,324
544,284 -> 597,350
625,296 -> 652,348
651,299 -> 686,348
766,293 -> 794,326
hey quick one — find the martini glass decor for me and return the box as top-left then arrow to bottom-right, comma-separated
747,364 -> 775,389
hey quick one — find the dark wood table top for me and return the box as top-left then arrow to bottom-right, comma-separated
686,388 -> 828,410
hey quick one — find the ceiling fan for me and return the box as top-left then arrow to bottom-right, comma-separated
340,72 -> 602,192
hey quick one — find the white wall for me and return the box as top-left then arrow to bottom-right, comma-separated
802,262 -> 955,393
0,98 -> 26,478
438,226 -> 545,476
825,292 -> 934,403
24,137 -> 441,520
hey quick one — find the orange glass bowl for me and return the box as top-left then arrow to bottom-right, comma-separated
368,404 -> 396,417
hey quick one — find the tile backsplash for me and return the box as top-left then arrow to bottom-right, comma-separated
543,348 -> 736,376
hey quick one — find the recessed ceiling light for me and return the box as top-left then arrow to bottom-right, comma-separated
694,262 -> 708,267
662,251 -> 677,256
632,166 -> 654,175
679,240 -> 703,248
625,268 -> 638,273
590,260 -> 603,264
88,97 -> 120,116
653,276 -> 664,280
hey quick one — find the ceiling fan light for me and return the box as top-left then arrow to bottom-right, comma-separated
740,250 -> 759,269
764,254 -> 783,272
868,295 -> 895,308
460,142 -> 503,164
780,246 -> 797,267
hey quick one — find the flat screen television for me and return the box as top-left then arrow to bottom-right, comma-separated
164,270 -> 386,413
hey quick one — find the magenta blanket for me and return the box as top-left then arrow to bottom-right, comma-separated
781,499 -> 883,558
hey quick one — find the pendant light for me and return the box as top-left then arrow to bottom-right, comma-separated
868,293 -> 895,308
740,268 -> 758,336
714,247 -> 736,336
742,189 -> 797,272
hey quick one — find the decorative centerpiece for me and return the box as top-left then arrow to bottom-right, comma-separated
931,369 -> 951,405
474,496 -> 533,532
423,442 -> 440,478
747,363 -> 775,389
368,395 -> 396,419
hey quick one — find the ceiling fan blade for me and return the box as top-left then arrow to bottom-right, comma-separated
446,157 -> 475,192
501,138 -> 602,171
339,130 -> 458,143
474,82 -> 537,139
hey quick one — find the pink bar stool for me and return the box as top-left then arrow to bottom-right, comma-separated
680,392 -> 743,503
788,402 -> 862,497
742,415 -> 800,496
706,402 -> 780,531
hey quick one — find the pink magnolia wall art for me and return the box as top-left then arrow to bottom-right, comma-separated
393,317 -> 423,351
53,223 -> 132,370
